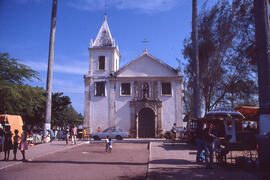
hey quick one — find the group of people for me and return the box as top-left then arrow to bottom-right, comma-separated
195,122 -> 229,169
0,125 -> 28,161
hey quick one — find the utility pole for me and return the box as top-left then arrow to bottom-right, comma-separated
254,0 -> 270,168
254,0 -> 270,135
192,0 -> 200,118
44,0 -> 57,136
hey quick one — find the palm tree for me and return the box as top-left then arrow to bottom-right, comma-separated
254,0 -> 270,135
44,0 -> 57,135
192,0 -> 200,118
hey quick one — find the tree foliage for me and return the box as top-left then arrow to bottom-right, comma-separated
51,92 -> 83,127
0,84 -> 46,126
183,0 -> 258,116
0,53 -> 83,127
0,53 -> 39,88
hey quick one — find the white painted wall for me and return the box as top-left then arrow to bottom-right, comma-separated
118,55 -> 176,77
115,81 -> 132,131
89,79 -> 110,133
158,81 -> 176,131
85,49 -> 183,134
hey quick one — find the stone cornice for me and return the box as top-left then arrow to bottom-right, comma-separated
109,76 -> 183,81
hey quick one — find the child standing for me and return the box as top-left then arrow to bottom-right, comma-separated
66,129 -> 70,145
108,138 -> 112,153
105,136 -> 109,152
19,126 -> 28,162
13,129 -> 20,161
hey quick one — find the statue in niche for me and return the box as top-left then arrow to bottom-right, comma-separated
142,82 -> 149,100
134,82 -> 138,100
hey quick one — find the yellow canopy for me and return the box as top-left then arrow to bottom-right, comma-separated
0,114 -> 24,142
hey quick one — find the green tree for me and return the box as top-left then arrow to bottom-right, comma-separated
183,0 -> 258,116
51,92 -> 71,126
0,53 -> 83,128
0,53 -> 39,88
0,84 -> 46,126
0,52 -> 43,125
62,105 -> 84,127
51,92 -> 83,127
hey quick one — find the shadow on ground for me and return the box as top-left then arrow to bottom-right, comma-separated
148,157 -> 268,180
27,160 -> 147,166
160,142 -> 197,151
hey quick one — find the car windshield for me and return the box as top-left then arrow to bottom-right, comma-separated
103,128 -> 111,133
103,128 -> 123,132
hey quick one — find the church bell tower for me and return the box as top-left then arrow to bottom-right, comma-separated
88,14 -> 120,77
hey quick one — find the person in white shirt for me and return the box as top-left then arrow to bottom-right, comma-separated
71,125 -> 77,145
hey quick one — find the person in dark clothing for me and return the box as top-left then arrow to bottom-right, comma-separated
203,123 -> 217,169
195,122 -> 205,163
3,126 -> 13,161
13,129 -> 20,161
217,135 -> 231,164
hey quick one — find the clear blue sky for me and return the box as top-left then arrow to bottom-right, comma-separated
0,0 -> 214,114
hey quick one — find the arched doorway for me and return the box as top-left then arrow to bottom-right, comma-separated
138,108 -> 155,138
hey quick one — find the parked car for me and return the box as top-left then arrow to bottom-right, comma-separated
91,127 -> 129,140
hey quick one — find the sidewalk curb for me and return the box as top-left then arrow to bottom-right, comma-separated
146,141 -> 152,180
0,142 -> 87,171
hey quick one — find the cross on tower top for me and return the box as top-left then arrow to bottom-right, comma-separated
104,0 -> 109,15
142,38 -> 149,52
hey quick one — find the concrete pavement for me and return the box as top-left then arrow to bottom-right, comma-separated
1,139 -> 268,180
147,141 -> 261,180
0,140 -> 85,170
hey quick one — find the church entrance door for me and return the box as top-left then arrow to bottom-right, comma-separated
138,108 -> 155,138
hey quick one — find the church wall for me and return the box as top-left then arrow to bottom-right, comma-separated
115,81 -> 132,132
118,56 -> 176,77
159,81 -> 177,131
89,79 -> 110,133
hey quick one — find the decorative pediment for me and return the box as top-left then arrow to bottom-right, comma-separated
116,51 -> 178,77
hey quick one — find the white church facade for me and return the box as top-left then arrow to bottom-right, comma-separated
84,16 -> 184,138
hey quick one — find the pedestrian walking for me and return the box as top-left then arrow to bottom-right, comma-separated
108,138 -> 112,153
195,121 -> 205,164
47,129 -> 55,142
3,126 -> 12,161
82,128 -> 86,140
171,123 -> 177,143
105,136 -> 109,152
13,129 -> 20,161
71,125 -> 77,145
203,123 -> 217,169
66,129 -> 70,145
19,126 -> 28,162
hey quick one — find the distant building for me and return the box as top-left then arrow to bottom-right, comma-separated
84,15 -> 184,138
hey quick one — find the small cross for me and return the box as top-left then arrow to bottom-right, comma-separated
104,0 -> 109,15
142,38 -> 149,51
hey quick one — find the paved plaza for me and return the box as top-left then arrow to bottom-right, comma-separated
0,140 -> 268,180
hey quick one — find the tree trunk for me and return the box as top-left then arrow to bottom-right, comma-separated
254,0 -> 270,135
44,0 -> 57,135
192,0 -> 201,118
